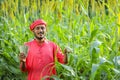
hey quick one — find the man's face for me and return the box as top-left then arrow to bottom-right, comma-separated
33,24 -> 46,40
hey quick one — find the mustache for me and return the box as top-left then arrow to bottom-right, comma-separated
38,32 -> 44,34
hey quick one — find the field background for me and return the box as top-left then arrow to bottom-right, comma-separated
0,0 -> 120,80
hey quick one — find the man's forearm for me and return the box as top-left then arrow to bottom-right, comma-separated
64,53 -> 68,64
20,61 -> 27,71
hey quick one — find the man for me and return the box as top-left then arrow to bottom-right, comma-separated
19,19 -> 70,80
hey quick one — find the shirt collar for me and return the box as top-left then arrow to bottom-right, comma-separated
34,38 -> 48,46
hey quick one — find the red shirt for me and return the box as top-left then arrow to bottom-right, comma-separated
20,39 -> 65,80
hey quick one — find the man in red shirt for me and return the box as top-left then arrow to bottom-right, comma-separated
19,19 -> 70,80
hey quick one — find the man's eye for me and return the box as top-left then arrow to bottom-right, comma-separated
35,27 -> 40,30
41,27 -> 44,30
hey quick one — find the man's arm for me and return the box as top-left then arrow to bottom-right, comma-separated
19,53 -> 27,71
63,47 -> 72,64
55,45 -> 72,64
63,52 -> 68,64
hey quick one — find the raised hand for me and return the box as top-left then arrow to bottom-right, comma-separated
19,53 -> 26,62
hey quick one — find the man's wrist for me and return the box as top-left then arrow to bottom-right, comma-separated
20,60 -> 25,63
20,59 -> 26,63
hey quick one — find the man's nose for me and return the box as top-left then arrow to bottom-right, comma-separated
39,28 -> 42,32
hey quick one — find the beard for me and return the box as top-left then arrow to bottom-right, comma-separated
35,35 -> 43,40
34,32 -> 45,40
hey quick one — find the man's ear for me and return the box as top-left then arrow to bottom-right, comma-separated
32,29 -> 34,33
46,28 -> 48,32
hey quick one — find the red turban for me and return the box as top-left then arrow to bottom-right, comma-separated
30,19 -> 47,31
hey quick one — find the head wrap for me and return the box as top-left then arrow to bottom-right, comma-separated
30,19 -> 47,31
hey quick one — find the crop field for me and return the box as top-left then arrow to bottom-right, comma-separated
0,0 -> 120,80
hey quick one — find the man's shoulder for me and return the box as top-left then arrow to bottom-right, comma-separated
47,40 -> 58,48
47,40 -> 56,45
47,40 -> 54,44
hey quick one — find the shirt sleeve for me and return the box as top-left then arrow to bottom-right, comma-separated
53,43 -> 65,64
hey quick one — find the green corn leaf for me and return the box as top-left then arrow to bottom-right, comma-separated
60,63 -> 75,77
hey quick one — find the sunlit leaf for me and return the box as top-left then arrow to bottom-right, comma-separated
113,56 -> 120,65
60,64 -> 75,77
90,64 -> 99,80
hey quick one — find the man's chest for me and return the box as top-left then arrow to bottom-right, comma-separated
28,44 -> 54,61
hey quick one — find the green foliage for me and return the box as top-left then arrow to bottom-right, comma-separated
0,0 -> 120,80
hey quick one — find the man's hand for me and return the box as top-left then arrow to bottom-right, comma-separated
19,53 -> 26,62
64,47 -> 72,54
63,47 -> 72,64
